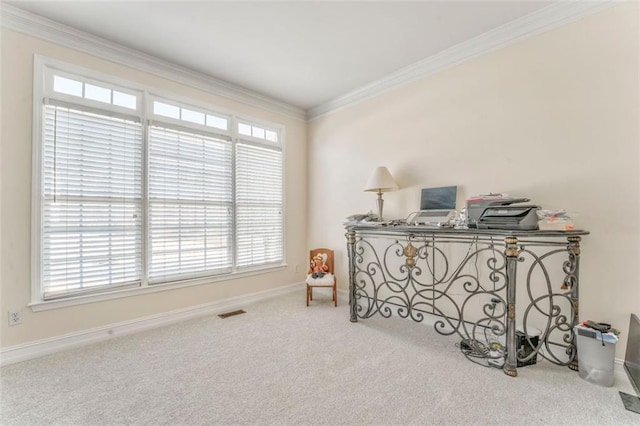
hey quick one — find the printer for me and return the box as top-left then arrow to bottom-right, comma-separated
466,194 -> 539,230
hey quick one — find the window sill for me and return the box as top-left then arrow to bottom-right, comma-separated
30,263 -> 287,312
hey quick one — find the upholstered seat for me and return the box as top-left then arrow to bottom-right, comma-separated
305,272 -> 335,286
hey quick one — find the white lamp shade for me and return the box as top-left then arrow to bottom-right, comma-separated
364,166 -> 398,192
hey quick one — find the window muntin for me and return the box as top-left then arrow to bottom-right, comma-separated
35,61 -> 285,302
237,121 -> 279,144
152,100 -> 229,131
51,74 -> 138,111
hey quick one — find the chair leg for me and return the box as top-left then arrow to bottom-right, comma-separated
310,287 -> 313,301
334,286 -> 337,307
306,285 -> 309,307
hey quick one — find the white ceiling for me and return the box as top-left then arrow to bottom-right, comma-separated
6,1 -> 554,110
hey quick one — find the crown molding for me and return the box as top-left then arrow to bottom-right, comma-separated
308,0 -> 616,120
0,1 -> 618,122
0,3 -> 306,121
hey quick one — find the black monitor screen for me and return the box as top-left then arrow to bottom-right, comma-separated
624,313 -> 640,395
420,186 -> 457,211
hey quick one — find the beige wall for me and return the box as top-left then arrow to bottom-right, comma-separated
308,3 -> 639,358
0,29 -> 308,347
1,4 -> 638,360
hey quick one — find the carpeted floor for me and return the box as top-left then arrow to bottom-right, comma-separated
1,289 -> 637,425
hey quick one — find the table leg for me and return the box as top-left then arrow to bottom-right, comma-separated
567,236 -> 582,371
346,229 -> 358,323
504,236 -> 519,377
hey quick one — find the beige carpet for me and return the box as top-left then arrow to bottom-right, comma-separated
1,289 -> 637,425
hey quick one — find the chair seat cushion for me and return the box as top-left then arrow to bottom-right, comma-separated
306,273 -> 335,286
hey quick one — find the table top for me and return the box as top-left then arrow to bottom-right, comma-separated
345,223 -> 589,238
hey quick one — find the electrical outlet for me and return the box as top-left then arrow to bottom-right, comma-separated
295,264 -> 300,273
8,310 -> 22,326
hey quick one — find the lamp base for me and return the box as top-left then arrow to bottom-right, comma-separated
376,190 -> 384,221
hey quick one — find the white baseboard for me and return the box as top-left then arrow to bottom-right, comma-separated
4,284 -> 630,386
0,282 -> 305,367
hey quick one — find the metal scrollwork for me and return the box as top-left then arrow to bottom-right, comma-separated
351,233 -> 510,342
346,227 -> 587,375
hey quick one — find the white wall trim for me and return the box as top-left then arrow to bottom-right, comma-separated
0,282 -> 305,367
2,283 -> 631,386
0,3 -> 306,121
308,0 -> 616,120
1,2 -> 616,122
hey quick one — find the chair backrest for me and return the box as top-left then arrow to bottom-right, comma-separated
310,248 -> 334,274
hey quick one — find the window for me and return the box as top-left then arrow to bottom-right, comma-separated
42,103 -> 143,299
153,100 -> 229,131
34,58 -> 284,304
52,74 -> 138,110
236,142 -> 283,267
148,126 -> 233,283
237,120 -> 279,143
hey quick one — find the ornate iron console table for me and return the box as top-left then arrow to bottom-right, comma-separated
345,225 -> 589,377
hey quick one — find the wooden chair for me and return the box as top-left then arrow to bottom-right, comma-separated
306,248 -> 337,307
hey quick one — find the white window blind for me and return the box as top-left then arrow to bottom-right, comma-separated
148,125 -> 233,283
235,142 -> 283,268
42,103 -> 143,299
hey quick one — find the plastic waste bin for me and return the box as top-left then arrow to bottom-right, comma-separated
574,324 -> 618,387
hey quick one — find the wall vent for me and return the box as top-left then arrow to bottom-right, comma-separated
218,309 -> 246,319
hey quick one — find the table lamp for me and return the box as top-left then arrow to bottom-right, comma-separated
364,166 -> 398,221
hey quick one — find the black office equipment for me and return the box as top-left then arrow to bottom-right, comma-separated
477,205 -> 540,230
465,194 -> 530,228
516,331 -> 539,367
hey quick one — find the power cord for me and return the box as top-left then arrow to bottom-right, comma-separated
457,237 -> 505,369
456,338 -> 503,369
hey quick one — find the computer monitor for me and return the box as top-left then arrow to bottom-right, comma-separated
624,313 -> 640,395
420,186 -> 457,211
620,313 -> 640,414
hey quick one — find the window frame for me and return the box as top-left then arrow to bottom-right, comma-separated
31,56 -> 287,311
